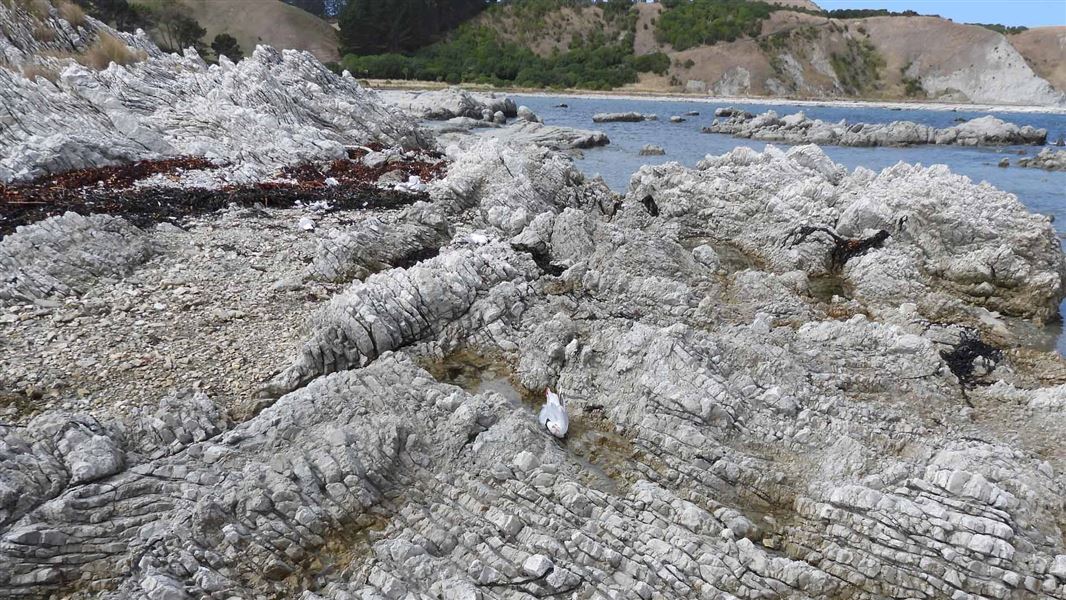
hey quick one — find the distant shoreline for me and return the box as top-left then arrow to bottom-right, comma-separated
365,80 -> 1066,115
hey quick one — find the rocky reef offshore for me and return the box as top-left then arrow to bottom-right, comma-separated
704,108 -> 1049,147
3,3 -> 1066,600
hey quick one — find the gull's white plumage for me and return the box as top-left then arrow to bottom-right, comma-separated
538,387 -> 568,438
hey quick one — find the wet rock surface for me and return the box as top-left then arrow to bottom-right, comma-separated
705,109 -> 1049,147
1017,148 -> 1066,171
4,7 -> 1066,599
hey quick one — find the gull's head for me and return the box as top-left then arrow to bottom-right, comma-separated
545,419 -> 567,439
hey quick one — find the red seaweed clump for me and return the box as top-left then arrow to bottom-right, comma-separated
0,148 -> 448,237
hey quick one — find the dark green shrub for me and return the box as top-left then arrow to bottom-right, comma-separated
656,0 -> 777,50
632,52 -> 670,75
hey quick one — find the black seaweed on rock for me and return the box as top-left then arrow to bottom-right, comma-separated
786,225 -> 890,269
941,330 -> 1004,386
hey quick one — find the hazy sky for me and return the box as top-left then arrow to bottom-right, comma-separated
816,0 -> 1066,28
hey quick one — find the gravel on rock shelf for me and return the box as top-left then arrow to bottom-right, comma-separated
3,3 -> 1066,599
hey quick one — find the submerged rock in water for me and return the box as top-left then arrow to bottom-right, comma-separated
639,144 -> 666,156
592,112 -> 658,123
705,109 -> 1048,147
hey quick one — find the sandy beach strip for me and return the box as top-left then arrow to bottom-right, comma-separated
365,80 -> 1066,115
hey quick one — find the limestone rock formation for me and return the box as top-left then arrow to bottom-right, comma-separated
3,136 -> 1066,600
593,112 -> 658,123
1018,148 -> 1066,171
0,212 -> 156,302
705,110 -> 1049,147
477,120 -> 610,152
1,41 -> 429,183
378,88 -> 518,121
307,202 -> 453,283
630,144 -> 1065,325
3,5 -> 1066,598
0,0 -> 159,68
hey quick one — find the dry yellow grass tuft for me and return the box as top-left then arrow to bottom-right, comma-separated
33,23 -> 55,41
57,0 -> 86,27
77,32 -> 144,70
21,62 -> 60,83
16,0 -> 51,20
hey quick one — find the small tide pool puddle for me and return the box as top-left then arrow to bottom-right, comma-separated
421,348 -> 536,408
679,235 -> 758,274
807,274 -> 851,303
422,347 -> 650,494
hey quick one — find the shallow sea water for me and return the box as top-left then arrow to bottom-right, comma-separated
512,94 -> 1066,352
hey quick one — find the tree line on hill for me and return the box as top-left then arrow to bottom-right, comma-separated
337,0 -> 656,90
338,0 -> 488,54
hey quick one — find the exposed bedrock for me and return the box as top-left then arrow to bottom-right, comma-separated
263,242 -> 542,397
0,0 -> 160,67
378,88 -> 518,121
432,140 -> 615,232
1017,148 -> 1066,171
628,144 -> 1065,325
478,120 -> 611,152
0,356 -> 513,598
306,201 -> 453,283
704,110 -> 1049,147
0,46 -> 430,184
3,122 -> 1066,599
433,119 -> 611,154
0,212 -> 156,304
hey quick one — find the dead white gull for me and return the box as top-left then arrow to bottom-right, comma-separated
538,387 -> 569,438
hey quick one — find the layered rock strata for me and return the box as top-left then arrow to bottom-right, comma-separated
704,110 -> 1048,147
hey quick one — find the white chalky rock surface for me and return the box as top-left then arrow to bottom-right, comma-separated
706,109 -> 1048,147
0,212 -> 157,302
378,87 -> 518,121
1018,148 -> 1066,171
629,144 -> 1064,324
2,5 -> 1066,599
1,38 -> 429,183
475,120 -> 610,152
2,139 -> 1066,600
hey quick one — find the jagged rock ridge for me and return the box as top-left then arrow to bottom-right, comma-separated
2,4 -> 1066,599
1,0 -> 429,184
705,108 -> 1048,147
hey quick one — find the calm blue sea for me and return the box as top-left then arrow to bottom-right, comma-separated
513,94 -> 1066,352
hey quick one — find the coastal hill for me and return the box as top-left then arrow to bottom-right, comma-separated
41,0 -> 1064,106
463,0 -> 1064,106
139,0 -> 340,62
1009,26 -> 1066,93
